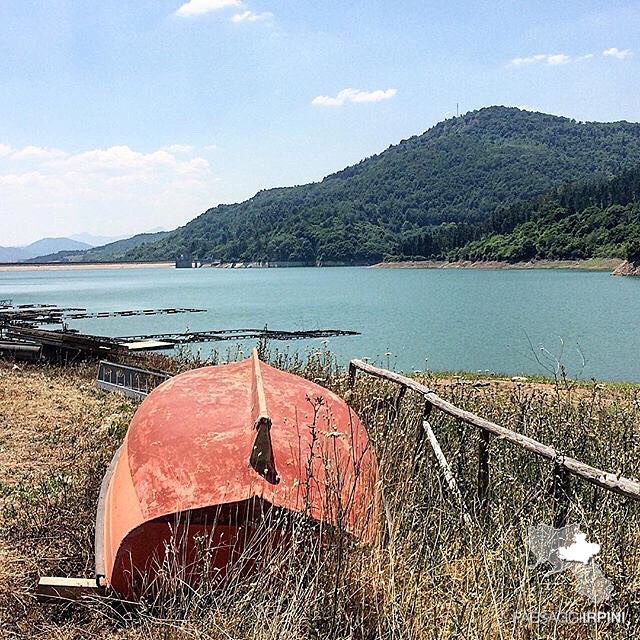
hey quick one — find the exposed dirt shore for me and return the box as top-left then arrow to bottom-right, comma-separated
0,258 -> 627,273
0,261 -> 173,272
371,258 -> 624,271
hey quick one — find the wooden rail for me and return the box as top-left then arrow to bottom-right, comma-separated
348,359 -> 640,504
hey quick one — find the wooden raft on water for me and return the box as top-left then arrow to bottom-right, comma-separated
0,301 -> 360,362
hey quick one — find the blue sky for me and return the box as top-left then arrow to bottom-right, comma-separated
0,0 -> 638,245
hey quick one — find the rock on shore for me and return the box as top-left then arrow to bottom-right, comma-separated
613,261 -> 640,276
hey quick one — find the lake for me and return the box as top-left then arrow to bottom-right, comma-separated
1,266 -> 638,381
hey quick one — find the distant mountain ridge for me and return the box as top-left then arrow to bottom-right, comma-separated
68,232 -> 128,247
26,230 -> 170,263
125,106 -> 640,264
0,237 -> 91,263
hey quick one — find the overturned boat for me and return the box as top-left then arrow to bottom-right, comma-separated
94,349 -> 379,600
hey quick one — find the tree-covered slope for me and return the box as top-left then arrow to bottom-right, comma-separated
127,106 -> 640,263
451,165 -> 640,262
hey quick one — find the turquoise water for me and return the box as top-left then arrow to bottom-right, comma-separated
1,266 -> 639,381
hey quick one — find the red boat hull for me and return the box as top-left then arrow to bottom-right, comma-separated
96,353 -> 379,600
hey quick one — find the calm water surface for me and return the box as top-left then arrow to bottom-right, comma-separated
1,266 -> 638,381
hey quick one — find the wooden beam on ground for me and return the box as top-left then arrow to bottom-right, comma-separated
36,576 -> 101,603
422,416 -> 472,526
349,359 -> 640,502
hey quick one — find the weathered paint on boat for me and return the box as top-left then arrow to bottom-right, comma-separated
95,351 -> 379,599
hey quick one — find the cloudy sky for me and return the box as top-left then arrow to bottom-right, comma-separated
0,0 -> 638,245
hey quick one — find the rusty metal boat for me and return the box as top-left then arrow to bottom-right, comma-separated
94,349 -> 379,600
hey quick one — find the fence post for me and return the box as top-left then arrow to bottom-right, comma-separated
457,420 -> 467,480
413,401 -> 432,470
393,386 -> 406,415
348,362 -> 357,388
383,386 -> 406,439
552,461 -> 571,528
477,429 -> 490,519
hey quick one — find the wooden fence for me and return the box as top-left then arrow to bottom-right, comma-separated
348,359 -> 640,525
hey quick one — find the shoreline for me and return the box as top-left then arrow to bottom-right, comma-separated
0,261 -> 174,272
371,258 -> 624,271
0,257 -> 626,273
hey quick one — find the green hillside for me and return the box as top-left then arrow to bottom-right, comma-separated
451,165 -> 640,263
126,106 -> 640,264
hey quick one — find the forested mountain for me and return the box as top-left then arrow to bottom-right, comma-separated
451,165 -> 640,262
127,107 -> 640,264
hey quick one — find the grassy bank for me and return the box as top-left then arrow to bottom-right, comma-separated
1,353 -> 639,638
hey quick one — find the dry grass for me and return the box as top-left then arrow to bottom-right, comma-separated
0,360 -> 135,638
0,351 -> 639,639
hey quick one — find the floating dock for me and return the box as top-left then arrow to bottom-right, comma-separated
0,302 -> 360,362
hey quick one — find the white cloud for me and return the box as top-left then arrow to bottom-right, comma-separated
55,146 -> 177,173
511,49 -> 634,67
511,53 -> 572,66
175,0 -> 241,17
0,171 -> 49,187
603,47 -> 633,60
312,88 -> 397,107
231,10 -> 273,23
11,145 -> 68,161
0,143 -> 218,245
546,54 -> 571,66
511,54 -> 547,66
164,144 -> 194,154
